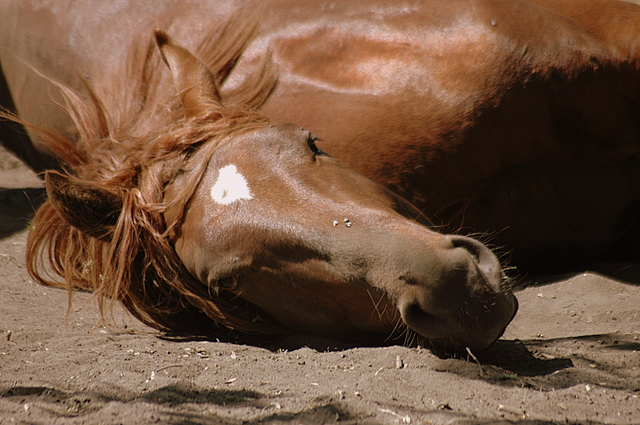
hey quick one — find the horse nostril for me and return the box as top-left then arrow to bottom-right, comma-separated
447,235 -> 502,288
449,235 -> 481,260
402,301 -> 442,333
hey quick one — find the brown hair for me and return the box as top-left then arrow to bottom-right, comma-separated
19,19 -> 285,337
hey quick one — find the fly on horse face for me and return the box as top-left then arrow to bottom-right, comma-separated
1,0 -> 639,350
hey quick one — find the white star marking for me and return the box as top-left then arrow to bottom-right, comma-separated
210,164 -> 253,205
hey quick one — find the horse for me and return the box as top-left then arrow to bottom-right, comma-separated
3,0 -> 640,271
0,0 -> 638,349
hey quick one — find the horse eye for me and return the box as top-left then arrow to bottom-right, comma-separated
307,133 -> 324,156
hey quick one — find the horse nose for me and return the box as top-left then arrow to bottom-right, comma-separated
395,232 -> 515,351
445,235 -> 502,290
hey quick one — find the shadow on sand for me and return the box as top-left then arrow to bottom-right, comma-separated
0,187 -> 45,239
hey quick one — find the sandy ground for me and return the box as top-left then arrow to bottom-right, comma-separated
0,144 -> 639,425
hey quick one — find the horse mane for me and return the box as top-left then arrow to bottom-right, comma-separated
21,18 -> 285,337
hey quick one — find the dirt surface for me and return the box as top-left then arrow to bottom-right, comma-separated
0,144 -> 639,425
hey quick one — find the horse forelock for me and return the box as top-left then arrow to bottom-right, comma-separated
24,17 -> 282,337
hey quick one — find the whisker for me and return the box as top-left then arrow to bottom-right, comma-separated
385,315 -> 408,343
366,289 -> 385,321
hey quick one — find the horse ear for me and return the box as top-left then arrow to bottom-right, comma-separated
45,171 -> 122,240
155,30 -> 222,119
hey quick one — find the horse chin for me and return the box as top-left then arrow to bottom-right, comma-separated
397,287 -> 518,352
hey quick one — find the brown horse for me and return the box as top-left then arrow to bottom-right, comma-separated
1,0 -> 638,349
0,1 -> 521,351
3,0 -> 640,270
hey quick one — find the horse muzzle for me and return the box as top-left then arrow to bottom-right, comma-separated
394,234 -> 518,351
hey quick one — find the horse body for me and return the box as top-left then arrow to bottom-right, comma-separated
1,0 -> 639,347
253,0 -> 640,268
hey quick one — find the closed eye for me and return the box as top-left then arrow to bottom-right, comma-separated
307,133 -> 326,156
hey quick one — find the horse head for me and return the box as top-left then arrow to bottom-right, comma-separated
40,31 -> 517,351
